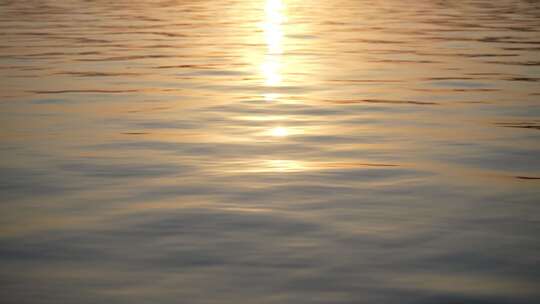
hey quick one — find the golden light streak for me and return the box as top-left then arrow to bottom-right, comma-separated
261,59 -> 282,86
261,0 -> 284,89
270,126 -> 288,137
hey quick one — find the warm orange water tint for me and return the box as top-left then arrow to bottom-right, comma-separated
1,0 -> 540,303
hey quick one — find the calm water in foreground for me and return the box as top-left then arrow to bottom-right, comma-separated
1,0 -> 540,303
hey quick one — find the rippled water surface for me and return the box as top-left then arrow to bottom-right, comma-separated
1,0 -> 540,303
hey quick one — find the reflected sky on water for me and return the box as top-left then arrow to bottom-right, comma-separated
1,0 -> 540,303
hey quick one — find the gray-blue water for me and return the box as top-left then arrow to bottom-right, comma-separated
1,0 -> 540,303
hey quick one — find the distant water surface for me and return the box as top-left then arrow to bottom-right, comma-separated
1,0 -> 540,303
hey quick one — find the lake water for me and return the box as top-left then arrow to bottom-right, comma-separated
1,0 -> 540,303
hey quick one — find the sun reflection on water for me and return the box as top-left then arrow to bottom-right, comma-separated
261,60 -> 281,86
261,0 -> 284,96
263,159 -> 306,172
263,92 -> 280,102
264,0 -> 284,55
270,126 -> 288,137
238,159 -> 307,173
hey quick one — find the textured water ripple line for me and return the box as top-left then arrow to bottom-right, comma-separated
1,0 -> 540,303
